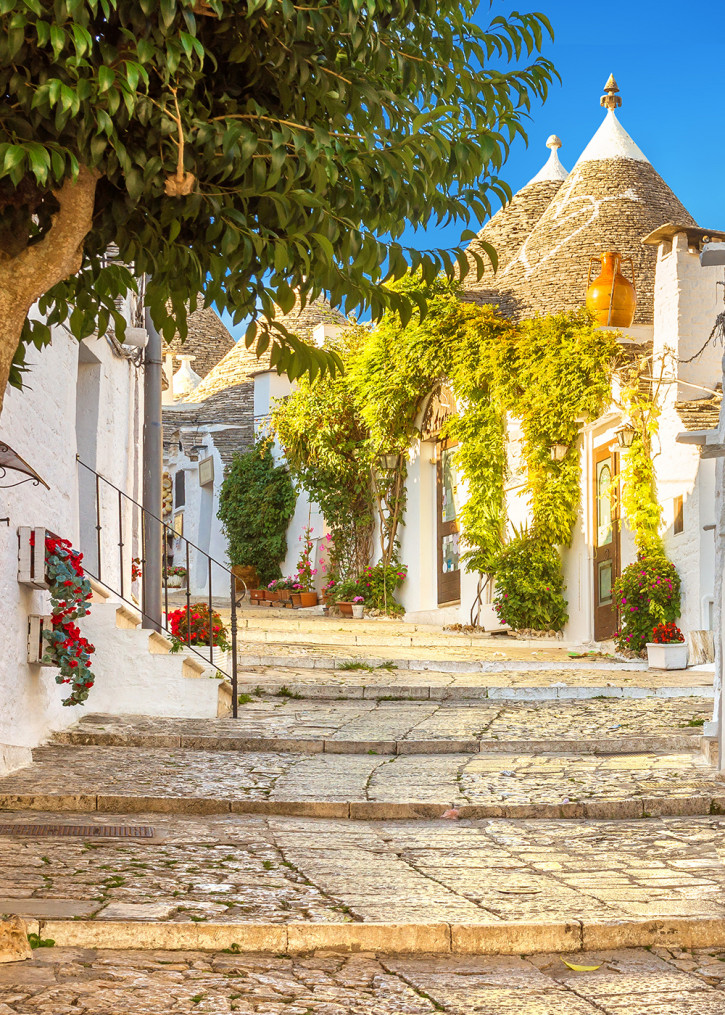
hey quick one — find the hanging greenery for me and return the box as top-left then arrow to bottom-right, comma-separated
217,440 -> 296,586
272,275 -> 626,629
616,352 -> 665,554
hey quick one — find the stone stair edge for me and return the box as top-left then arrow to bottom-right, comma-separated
2,791 -> 724,821
33,914 -> 725,955
50,730 -> 703,756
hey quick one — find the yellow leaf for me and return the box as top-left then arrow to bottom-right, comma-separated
561,960 -> 602,972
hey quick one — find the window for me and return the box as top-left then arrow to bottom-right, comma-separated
174,470 -> 185,508
673,495 -> 684,535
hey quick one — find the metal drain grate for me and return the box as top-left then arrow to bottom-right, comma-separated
0,824 -> 155,838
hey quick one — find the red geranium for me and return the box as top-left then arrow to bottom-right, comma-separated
652,621 -> 685,645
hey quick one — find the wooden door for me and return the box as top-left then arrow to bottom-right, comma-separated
437,440 -> 461,605
593,445 -> 620,641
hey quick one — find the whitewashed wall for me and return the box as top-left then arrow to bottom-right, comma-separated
0,324 -> 143,775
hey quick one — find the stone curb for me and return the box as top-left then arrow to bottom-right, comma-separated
2,791 -> 723,821
239,655 -> 651,675
35,916 -> 725,955
52,731 -> 701,755
237,680 -> 713,702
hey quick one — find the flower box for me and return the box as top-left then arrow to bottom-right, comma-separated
646,642 -> 688,670
290,592 -> 302,608
166,574 -> 186,588
17,527 -> 53,589
250,589 -> 266,604
337,601 -> 353,618
266,590 -> 281,602
352,603 -> 364,619
27,614 -> 53,665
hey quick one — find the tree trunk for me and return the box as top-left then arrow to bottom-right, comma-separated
0,167 -> 99,417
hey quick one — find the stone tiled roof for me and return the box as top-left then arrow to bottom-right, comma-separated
161,306 -> 235,381
464,105 -> 696,325
163,382 -> 255,452
465,138 -> 568,288
188,297 -> 347,402
676,393 -> 722,432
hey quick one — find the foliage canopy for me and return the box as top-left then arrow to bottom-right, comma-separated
0,0 -> 556,407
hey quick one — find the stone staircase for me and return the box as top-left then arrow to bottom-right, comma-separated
0,611 -> 722,957
81,581 -> 228,718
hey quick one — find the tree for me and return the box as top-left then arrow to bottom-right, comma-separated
0,0 -> 555,412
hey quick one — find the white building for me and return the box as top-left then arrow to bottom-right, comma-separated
378,79 -> 724,643
0,302 -> 146,775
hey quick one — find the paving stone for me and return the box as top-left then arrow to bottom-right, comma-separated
3,947 -> 725,1014
2,746 -> 718,817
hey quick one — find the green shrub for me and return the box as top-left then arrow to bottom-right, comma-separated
493,532 -> 568,632
217,441 -> 296,586
613,553 -> 681,653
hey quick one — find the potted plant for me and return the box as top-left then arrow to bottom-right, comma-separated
332,575 -> 362,617
293,526 -> 319,607
164,565 -> 188,589
351,595 -> 365,619
266,578 -> 282,603
168,603 -> 231,669
647,622 -> 688,670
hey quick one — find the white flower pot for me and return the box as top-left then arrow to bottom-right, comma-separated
646,642 -> 688,670
196,645 -> 229,674
166,575 -> 186,588
352,604 -> 364,619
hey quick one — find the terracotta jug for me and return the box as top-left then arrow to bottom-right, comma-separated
586,252 -> 636,328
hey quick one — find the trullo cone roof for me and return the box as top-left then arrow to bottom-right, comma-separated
465,79 -> 697,324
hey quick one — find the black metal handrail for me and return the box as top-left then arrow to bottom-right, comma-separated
76,456 -> 241,717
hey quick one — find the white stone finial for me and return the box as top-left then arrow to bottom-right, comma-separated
526,135 -> 568,185
601,74 -> 622,111
172,355 -> 202,400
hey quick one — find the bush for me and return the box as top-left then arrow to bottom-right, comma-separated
217,441 -> 296,586
168,603 -> 229,650
493,532 -> 568,632
613,554 -> 681,653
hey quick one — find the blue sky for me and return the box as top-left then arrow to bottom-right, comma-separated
221,0 -> 725,337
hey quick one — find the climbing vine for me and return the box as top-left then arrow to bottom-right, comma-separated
217,440 -> 296,585
272,275 -> 627,629
615,351 -> 665,553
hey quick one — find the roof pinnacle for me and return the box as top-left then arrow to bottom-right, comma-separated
600,74 -> 622,111
546,134 -> 562,150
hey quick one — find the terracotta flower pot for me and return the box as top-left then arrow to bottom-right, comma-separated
250,589 -> 266,604
266,590 -> 281,602
290,593 -> 303,607
298,592 -> 318,608
337,601 -> 353,618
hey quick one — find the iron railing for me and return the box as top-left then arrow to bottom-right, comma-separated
76,456 -> 241,717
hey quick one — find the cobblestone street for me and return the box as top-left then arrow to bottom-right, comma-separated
5,946 -> 725,1014
0,617 -> 722,1012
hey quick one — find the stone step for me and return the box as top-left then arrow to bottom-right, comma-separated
51,701 -> 712,756
237,676 -> 713,702
1,745 -> 722,821
236,650 -> 656,674
3,810 -> 725,956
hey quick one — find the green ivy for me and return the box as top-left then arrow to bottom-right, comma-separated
217,440 -> 295,585
271,276 -> 627,630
